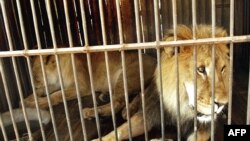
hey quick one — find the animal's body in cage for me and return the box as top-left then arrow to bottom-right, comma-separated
24,51 -> 156,119
0,0 -> 249,141
94,25 -> 230,141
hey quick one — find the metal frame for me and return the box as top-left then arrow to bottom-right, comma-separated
0,0 -> 249,141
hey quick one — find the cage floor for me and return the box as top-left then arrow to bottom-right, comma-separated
44,69 -> 249,141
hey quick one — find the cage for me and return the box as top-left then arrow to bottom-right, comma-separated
0,0 -> 249,141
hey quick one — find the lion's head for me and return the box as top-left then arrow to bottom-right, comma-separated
31,55 -> 60,95
159,25 -> 229,124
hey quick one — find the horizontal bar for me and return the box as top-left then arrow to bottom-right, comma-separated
0,35 -> 249,57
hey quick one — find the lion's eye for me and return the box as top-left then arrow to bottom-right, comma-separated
221,66 -> 226,74
197,66 -> 206,75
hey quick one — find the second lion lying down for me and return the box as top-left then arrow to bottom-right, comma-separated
94,25 -> 230,141
24,51 -> 156,118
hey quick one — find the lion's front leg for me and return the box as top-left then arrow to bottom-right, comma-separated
83,76 -> 126,119
82,96 -> 125,119
92,112 -> 147,141
23,94 -> 48,109
187,128 -> 210,141
24,88 -> 78,109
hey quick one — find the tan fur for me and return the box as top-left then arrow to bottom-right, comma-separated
24,51 -> 156,118
95,25 -> 230,141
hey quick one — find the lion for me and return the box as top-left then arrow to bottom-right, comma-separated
93,25 -> 230,141
24,51 -> 156,118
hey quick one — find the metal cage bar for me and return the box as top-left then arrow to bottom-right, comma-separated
191,0 -> 198,140
134,0 -> 149,141
79,4 -> 103,138
45,0 -> 73,140
0,35 -> 249,57
0,114 -> 7,141
113,0 -> 134,140
78,0 -> 89,140
99,0 -> 118,140
0,58 -> 10,141
0,0 -> 31,140
0,68 -> 19,140
247,59 -> 250,124
30,0 -> 60,140
16,0 -> 47,140
228,0 -> 235,125
154,0 -> 165,140
80,0 -> 103,139
80,3 -> 103,140
0,0 -> 249,141
171,0 -> 181,141
211,0 -> 216,141
62,0 -> 88,140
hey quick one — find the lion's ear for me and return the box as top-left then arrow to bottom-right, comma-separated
163,25 -> 192,57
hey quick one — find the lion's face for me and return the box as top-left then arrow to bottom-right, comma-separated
161,25 -> 229,123
32,55 -> 58,91
182,44 -> 229,123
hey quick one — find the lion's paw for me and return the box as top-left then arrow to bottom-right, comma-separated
92,136 -> 117,141
23,95 -> 49,109
23,95 -> 37,107
82,107 -> 96,119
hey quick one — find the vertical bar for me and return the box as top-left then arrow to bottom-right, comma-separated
247,58 -> 250,124
154,0 -> 160,42
0,58 -> 19,141
16,0 -> 48,141
134,0 -> 148,141
154,0 -> 165,140
72,0 -> 84,45
29,0 -> 59,140
99,0 -> 118,140
0,0 -> 30,141
227,0 -> 234,125
113,0 -> 133,140
45,0 -> 73,140
171,0 -> 181,141
0,62 -> 9,141
80,0 -> 102,139
4,2 -> 34,140
63,0 -> 88,140
191,0 -> 197,141
80,0 -> 89,46
211,0 -> 216,141
86,53 -> 102,140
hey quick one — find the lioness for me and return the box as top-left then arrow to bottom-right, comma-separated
94,25 -> 229,141
24,51 -> 156,118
